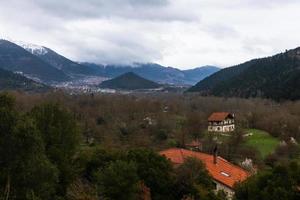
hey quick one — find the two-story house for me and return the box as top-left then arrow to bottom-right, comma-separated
208,112 -> 235,133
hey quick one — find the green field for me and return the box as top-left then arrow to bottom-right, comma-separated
203,129 -> 280,158
244,129 -> 280,158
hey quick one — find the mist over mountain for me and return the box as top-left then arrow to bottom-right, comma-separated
0,39 -> 219,88
82,62 -> 219,85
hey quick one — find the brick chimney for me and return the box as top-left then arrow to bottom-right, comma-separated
213,145 -> 218,164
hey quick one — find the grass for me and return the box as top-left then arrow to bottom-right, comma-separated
244,129 -> 280,158
202,129 -> 280,158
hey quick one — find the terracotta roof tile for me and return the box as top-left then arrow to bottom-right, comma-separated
160,148 -> 250,189
208,112 -> 233,121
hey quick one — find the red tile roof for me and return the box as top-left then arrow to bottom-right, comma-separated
208,112 -> 233,121
159,148 -> 250,189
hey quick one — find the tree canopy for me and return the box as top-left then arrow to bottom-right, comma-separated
235,162 -> 300,200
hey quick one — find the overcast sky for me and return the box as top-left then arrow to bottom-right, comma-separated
1,0 -> 300,69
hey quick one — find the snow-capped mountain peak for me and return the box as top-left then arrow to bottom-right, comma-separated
13,40 -> 48,55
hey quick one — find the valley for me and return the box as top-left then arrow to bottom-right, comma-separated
1,39 -> 300,102
1,42 -> 300,199
2,1 -> 300,199
1,91 -> 299,199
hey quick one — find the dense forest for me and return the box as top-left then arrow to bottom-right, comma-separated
1,91 -> 300,199
188,47 -> 300,101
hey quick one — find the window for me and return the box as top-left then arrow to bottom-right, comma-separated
221,172 -> 230,177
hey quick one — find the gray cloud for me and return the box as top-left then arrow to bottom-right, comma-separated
0,0 -> 300,68
30,0 -> 195,22
203,24 -> 240,40
58,21 -> 164,64
245,0 -> 300,7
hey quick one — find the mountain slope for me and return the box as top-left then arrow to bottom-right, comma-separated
83,63 -> 219,85
182,66 -> 220,85
19,41 -> 197,84
13,41 -> 48,56
188,47 -> 300,100
188,61 -> 255,93
0,68 -> 49,91
4,39 -> 219,85
0,40 -> 69,83
99,72 -> 161,90
17,42 -> 103,78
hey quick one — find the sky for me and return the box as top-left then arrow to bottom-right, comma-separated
1,0 -> 300,69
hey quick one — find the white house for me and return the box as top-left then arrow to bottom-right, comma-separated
208,112 -> 235,133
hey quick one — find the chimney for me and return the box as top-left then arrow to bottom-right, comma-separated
213,145 -> 218,164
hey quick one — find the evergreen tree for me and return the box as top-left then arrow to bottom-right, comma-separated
0,93 -> 58,200
96,160 -> 140,200
30,103 -> 80,196
126,149 -> 175,200
235,162 -> 300,200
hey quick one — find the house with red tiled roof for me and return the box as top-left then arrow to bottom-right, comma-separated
160,148 -> 250,199
208,112 -> 235,133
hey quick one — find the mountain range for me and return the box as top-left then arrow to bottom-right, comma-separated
188,47 -> 300,101
83,63 -> 219,85
99,72 -> 161,90
0,39 -> 219,86
0,39 -> 299,100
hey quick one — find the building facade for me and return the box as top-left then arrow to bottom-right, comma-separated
208,112 -> 235,132
160,148 -> 250,199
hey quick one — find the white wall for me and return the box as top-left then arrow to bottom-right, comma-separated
208,124 -> 235,132
214,181 -> 235,199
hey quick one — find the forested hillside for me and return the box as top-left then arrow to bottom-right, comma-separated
188,47 -> 300,101
0,68 -> 48,91
99,72 -> 161,90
